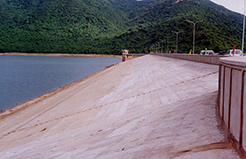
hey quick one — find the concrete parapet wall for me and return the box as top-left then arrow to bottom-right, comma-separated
152,53 -> 226,65
218,57 -> 246,157
152,53 -> 246,157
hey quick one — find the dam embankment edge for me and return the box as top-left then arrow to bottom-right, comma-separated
0,59 -> 121,120
0,54 -> 242,158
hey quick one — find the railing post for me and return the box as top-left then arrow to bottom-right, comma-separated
122,49 -> 129,62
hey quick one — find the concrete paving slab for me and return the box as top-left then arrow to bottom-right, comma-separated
0,55 -> 241,158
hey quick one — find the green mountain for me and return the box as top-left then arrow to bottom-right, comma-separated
0,0 -> 128,53
0,0 -> 244,54
106,0 -> 243,53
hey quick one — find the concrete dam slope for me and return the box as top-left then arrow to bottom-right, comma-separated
0,55 -> 240,158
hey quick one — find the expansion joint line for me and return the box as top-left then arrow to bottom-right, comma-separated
0,71 -> 217,139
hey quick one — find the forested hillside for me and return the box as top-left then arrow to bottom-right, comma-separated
105,0 -> 243,53
0,0 -> 244,54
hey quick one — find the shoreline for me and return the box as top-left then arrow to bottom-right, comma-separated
0,52 -> 122,59
0,58 -> 121,120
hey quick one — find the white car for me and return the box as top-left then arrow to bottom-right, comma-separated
224,49 -> 243,56
200,50 -> 214,55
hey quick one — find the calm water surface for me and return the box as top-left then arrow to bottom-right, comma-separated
0,55 -> 121,111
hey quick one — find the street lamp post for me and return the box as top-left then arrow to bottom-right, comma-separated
242,0 -> 245,52
159,39 -> 164,53
155,42 -> 159,53
150,45 -> 154,53
161,40 -> 164,53
164,35 -> 173,53
186,19 -> 203,54
155,43 -> 158,53
172,30 -> 183,53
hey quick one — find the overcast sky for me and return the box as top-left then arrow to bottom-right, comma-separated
210,0 -> 244,14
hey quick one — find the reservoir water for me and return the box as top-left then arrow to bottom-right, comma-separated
0,55 -> 121,111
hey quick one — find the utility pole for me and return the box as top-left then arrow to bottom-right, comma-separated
186,19 -> 203,54
172,30 -> 183,53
